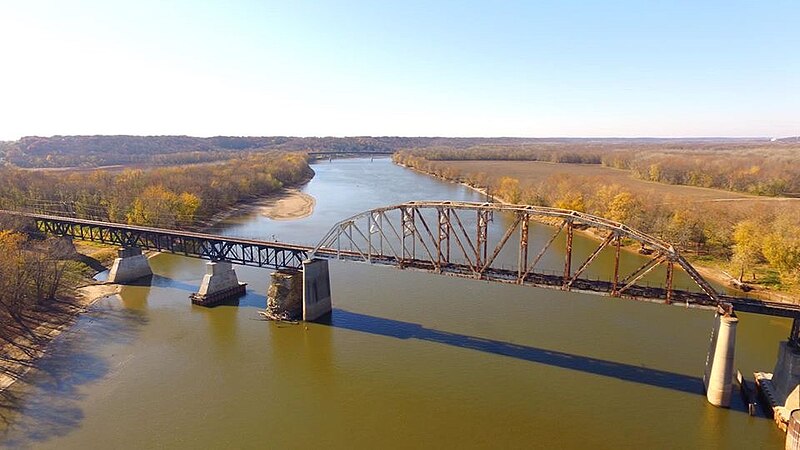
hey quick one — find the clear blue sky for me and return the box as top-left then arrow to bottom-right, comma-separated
1,0 -> 797,139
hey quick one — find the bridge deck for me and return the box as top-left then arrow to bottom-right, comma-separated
4,210 -> 799,319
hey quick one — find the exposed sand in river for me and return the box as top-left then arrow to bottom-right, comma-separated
259,189 -> 316,221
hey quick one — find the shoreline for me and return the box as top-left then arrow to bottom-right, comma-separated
197,172 -> 315,229
0,284 -> 122,394
396,160 -> 792,303
257,188 -> 316,221
1,178 -> 317,395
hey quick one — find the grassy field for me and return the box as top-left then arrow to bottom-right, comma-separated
445,160 -> 800,207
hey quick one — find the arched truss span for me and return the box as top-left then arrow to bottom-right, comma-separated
312,201 -> 725,312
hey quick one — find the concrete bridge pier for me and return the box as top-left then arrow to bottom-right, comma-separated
190,261 -> 247,307
703,311 -> 738,407
302,259 -> 331,321
107,247 -> 153,283
755,319 -> 800,428
266,259 -> 331,321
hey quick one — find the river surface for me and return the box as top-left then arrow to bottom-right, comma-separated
0,158 -> 789,448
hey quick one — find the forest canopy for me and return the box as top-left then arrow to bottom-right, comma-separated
0,152 -> 313,228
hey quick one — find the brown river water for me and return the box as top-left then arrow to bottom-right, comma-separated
0,158 -> 789,448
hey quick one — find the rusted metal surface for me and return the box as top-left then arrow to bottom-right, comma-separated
12,211 -> 310,270
312,201 -> 732,311
665,261 -> 674,305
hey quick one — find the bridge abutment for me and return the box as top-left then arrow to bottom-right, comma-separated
107,247 -> 153,284
703,312 -> 738,407
190,261 -> 247,307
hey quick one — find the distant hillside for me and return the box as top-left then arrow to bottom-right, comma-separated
0,135 -> 776,168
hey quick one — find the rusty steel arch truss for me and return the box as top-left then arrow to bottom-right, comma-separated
312,201 -> 726,312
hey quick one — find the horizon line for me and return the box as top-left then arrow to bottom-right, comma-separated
5,134 -> 797,142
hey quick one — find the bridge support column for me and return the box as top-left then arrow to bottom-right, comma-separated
267,269 -> 304,319
107,247 -> 152,284
754,319 -> 800,429
703,311 -> 738,407
303,259 -> 331,322
190,261 -> 247,307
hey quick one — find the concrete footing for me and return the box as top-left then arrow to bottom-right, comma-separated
190,261 -> 247,307
265,259 -> 332,321
107,247 -> 153,284
755,341 -> 800,429
703,312 -> 738,407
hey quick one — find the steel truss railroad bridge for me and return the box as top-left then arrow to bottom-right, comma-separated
3,201 -> 799,321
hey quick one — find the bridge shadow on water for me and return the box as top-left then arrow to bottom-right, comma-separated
322,309 -> 706,396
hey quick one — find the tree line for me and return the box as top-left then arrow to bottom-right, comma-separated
1,135 -> 594,168
0,152 -> 313,228
397,139 -> 800,197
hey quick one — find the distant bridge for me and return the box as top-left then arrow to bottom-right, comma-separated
2,203 -> 799,319
306,151 -> 394,157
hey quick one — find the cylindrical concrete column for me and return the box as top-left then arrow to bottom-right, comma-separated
705,314 -> 738,407
787,409 -> 800,450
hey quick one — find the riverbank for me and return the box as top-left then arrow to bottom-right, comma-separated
197,171 -> 316,228
0,282 -> 121,394
0,246 -> 165,394
258,189 -> 316,220
1,175 -> 318,394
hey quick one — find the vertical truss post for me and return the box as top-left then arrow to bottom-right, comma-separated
437,208 -> 451,268
401,207 -> 414,265
367,215 -> 372,263
611,234 -> 621,296
563,220 -> 574,284
476,209 -> 490,268
665,260 -> 674,304
378,212 -> 384,256
518,213 -> 529,281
